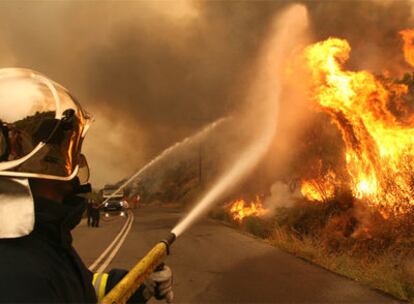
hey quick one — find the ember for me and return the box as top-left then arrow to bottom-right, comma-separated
228,197 -> 268,222
303,30 -> 414,212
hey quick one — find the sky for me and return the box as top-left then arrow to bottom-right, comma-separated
0,0 -> 412,187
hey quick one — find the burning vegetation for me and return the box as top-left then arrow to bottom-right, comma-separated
210,29 -> 414,301
227,197 -> 268,223
283,29 -> 414,301
300,170 -> 336,203
301,30 -> 414,213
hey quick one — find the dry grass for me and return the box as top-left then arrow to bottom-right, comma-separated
210,198 -> 414,302
270,228 -> 411,302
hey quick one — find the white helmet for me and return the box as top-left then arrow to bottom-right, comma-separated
0,68 -> 92,181
0,68 -> 92,238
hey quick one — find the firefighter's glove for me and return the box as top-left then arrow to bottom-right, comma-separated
143,265 -> 173,303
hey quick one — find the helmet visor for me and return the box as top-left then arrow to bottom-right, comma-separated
0,68 -> 91,180
77,154 -> 90,184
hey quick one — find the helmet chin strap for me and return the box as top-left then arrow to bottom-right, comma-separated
71,177 -> 92,194
0,177 -> 34,238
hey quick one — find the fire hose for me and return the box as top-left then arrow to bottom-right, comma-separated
100,232 -> 176,304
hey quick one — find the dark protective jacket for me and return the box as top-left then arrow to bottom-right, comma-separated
0,195 -> 148,303
0,196 -> 97,303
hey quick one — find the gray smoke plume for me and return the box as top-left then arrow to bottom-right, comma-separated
0,1 -> 412,187
264,182 -> 300,211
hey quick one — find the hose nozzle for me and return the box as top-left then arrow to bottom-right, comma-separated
101,232 -> 177,304
160,232 -> 176,255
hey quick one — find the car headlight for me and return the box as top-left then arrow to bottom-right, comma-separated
104,203 -> 108,207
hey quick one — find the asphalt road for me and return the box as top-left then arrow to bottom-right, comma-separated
73,207 -> 400,303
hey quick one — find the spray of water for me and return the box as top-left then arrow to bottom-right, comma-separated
99,117 -> 228,207
172,4 -> 309,237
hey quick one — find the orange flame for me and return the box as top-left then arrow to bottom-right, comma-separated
304,32 -> 414,212
400,29 -> 414,68
228,197 -> 268,222
301,172 -> 336,203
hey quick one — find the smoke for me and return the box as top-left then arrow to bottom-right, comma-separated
172,4 -> 310,237
307,0 -> 414,73
264,182 -> 299,211
0,1 -> 412,187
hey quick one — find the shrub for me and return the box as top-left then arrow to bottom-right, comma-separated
243,216 -> 273,238
209,207 -> 230,222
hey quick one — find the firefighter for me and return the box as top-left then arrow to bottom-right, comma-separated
87,199 -> 94,227
0,68 -> 173,303
91,201 -> 100,227
0,120 -> 9,161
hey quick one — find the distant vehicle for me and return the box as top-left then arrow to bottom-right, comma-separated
102,187 -> 124,200
102,187 -> 126,214
103,198 -> 125,212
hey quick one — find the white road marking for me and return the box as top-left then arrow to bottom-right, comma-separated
95,211 -> 135,273
88,211 -> 133,272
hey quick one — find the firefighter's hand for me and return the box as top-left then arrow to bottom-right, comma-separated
143,265 -> 173,303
